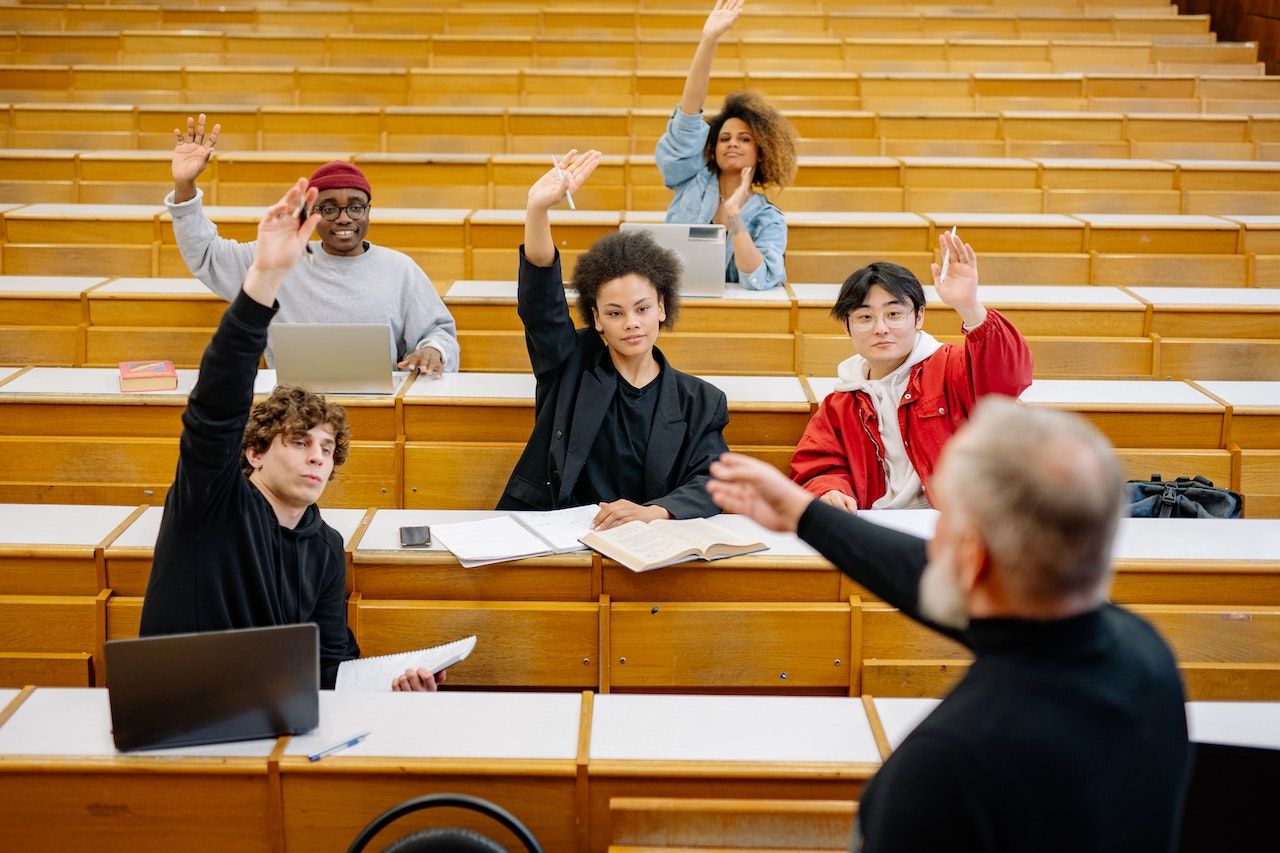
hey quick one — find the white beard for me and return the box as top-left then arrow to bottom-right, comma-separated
918,558 -> 970,630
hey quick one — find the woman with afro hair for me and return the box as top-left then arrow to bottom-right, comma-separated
655,0 -> 798,291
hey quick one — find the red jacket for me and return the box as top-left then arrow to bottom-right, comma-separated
790,310 -> 1033,508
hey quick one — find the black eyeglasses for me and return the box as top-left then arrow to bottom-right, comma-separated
314,203 -> 369,221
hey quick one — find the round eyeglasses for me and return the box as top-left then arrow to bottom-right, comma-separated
846,308 -> 918,332
314,203 -> 369,221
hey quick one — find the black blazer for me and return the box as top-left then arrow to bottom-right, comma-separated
497,248 -> 729,518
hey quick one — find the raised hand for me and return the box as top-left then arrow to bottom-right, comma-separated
702,0 -> 745,40
706,451 -> 813,534
527,149 -> 601,213
931,229 -> 983,325
172,114 -> 220,193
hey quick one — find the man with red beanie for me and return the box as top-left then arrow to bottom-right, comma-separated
168,114 -> 459,376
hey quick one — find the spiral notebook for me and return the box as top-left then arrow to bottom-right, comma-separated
334,635 -> 477,691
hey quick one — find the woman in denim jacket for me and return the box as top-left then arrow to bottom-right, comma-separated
654,0 -> 798,291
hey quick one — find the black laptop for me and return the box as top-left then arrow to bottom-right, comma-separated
104,624 -> 320,751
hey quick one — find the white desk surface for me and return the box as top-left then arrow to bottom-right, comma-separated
791,284 -> 1142,308
469,208 -> 621,226
590,693 -> 880,764
1018,378 -> 1221,406
283,691 -> 582,761
446,279 -> 789,303
0,503 -> 140,547
712,513 -> 821,557
806,376 -> 839,400
1126,287 -> 1280,307
356,508 -> 508,554
872,697 -> 941,751
0,367 -> 22,385
856,508 -> 940,540
1071,213 -> 1238,230
786,211 -> 930,228
1186,702 -> 1280,750
0,688 -> 280,758
0,275 -> 109,294
0,688 -> 19,710
1114,518 -> 1280,563
402,371 -> 536,400
108,505 -> 368,549
1195,380 -> 1280,408
0,366 -> 198,397
1220,214 -> 1280,228
921,212 -> 1084,228
699,374 -> 811,404
90,277 -> 213,296
6,203 -> 166,220
252,369 -> 412,397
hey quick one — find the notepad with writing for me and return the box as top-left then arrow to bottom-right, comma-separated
579,516 -> 767,573
429,505 -> 598,568
334,635 -> 476,692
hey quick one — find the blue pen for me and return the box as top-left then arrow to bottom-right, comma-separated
307,730 -> 371,762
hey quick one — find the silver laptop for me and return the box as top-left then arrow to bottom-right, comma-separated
271,322 -> 396,395
104,624 -> 320,751
620,222 -> 728,298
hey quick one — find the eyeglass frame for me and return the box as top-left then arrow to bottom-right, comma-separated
843,305 -> 922,333
313,202 -> 370,221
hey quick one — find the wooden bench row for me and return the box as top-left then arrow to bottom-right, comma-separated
3,65 -> 1275,114
3,502 -> 1279,697
7,100 -> 1280,162
0,31 -> 1251,75
0,4 -> 1211,43
0,367 -> 1275,512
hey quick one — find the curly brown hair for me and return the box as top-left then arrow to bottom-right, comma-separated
573,229 -> 682,331
704,90 -> 799,190
240,385 -> 351,480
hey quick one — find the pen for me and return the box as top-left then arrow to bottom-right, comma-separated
551,155 -> 576,210
307,730 -> 371,762
939,225 -> 958,282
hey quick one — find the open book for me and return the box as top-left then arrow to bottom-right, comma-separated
334,635 -> 476,692
578,516 -> 767,573
428,505 -> 598,568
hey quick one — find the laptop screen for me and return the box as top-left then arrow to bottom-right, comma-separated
619,222 -> 728,298
105,624 -> 320,751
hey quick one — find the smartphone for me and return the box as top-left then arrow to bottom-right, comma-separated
399,525 -> 432,548
299,200 -> 313,254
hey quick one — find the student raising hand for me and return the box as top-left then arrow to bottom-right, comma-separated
930,229 -> 987,330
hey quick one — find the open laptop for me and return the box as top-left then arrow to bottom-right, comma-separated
619,222 -> 728,298
104,624 -> 320,751
271,322 -> 396,395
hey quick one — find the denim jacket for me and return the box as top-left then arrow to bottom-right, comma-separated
654,107 -> 788,290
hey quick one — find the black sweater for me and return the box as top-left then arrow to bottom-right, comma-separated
139,289 -> 360,688
796,501 -> 1191,853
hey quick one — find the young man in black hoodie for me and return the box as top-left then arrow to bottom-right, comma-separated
140,177 -> 441,692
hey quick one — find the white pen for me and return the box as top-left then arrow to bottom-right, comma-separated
307,730 -> 371,762
551,155 -> 576,210
940,225 -> 958,282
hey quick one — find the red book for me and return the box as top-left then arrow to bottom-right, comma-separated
118,359 -> 178,392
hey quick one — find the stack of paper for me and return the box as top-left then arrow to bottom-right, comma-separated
429,505 -> 599,567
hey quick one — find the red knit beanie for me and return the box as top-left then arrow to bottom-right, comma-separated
308,160 -> 372,200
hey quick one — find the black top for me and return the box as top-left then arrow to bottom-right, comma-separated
579,364 -> 661,504
497,247 -> 729,518
139,289 -> 361,689
795,501 -> 1192,853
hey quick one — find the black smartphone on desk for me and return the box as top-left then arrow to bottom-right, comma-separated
399,525 -> 431,548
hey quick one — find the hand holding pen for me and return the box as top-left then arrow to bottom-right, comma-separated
932,227 -> 987,328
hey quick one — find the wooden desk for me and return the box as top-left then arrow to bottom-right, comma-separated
0,687 -> 279,852
785,212 -> 933,285
1110,518 -> 1280,606
587,693 -> 880,853
84,276 -> 224,367
0,274 -> 106,365
1127,286 -> 1280,340
1073,213 -> 1241,255
279,690 -> 584,853
1,203 -> 165,277
1017,379 -> 1228,449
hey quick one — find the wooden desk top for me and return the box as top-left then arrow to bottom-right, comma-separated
402,371 -> 536,401
1018,378 -> 1222,407
89,277 -> 213,296
1195,380 -> 1280,410
1186,701 -> 1280,750
1127,287 -> 1280,309
105,505 -> 369,551
0,687 -> 279,758
0,503 -> 140,548
871,696 -> 940,751
281,690 -> 583,762
0,366 -> 198,398
445,278 -> 792,303
0,275 -> 108,294
589,693 -> 881,765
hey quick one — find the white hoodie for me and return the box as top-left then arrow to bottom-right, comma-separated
833,330 -> 944,509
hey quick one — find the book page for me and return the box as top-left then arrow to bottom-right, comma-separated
582,519 -> 701,567
429,515 -> 554,567
334,635 -> 477,692
510,505 -> 598,553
